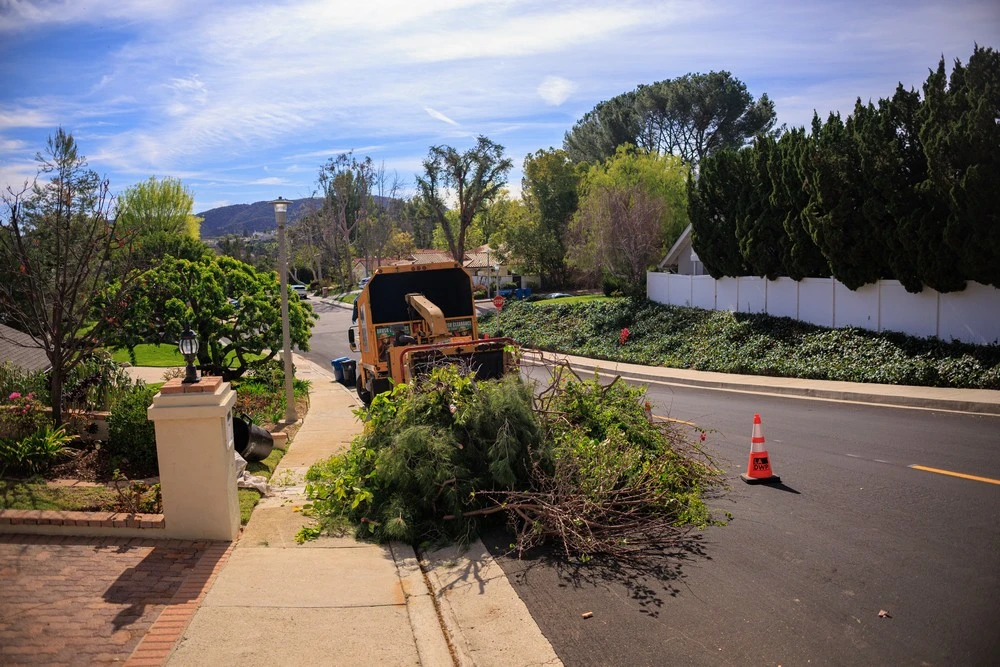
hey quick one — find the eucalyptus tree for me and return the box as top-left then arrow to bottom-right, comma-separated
415,136 -> 512,264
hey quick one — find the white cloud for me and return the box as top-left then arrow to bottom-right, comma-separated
537,76 -> 575,106
0,107 -> 56,129
0,0 -> 194,32
0,161 -> 38,191
423,106 -> 459,127
0,137 -> 26,152
1,0 -> 997,207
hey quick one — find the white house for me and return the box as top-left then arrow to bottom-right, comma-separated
657,225 -> 705,275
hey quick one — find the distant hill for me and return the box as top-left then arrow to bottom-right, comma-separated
197,198 -> 319,238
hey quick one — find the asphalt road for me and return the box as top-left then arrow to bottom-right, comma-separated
302,300 -> 1000,665
497,365 -> 1000,666
297,296 -> 355,377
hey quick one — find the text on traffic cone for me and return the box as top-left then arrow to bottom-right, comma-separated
740,413 -> 781,484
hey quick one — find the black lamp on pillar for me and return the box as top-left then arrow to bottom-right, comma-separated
179,327 -> 200,384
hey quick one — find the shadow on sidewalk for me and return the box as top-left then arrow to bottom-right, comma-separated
103,540 -> 218,630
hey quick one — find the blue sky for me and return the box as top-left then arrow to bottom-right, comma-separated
1,0 -> 997,214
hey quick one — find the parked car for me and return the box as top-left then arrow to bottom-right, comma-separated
358,277 -> 370,289
546,292 -> 571,299
290,284 -> 309,299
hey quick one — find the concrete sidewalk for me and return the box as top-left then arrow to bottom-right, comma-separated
163,355 -> 560,667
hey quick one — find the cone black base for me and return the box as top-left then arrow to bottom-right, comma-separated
740,473 -> 781,484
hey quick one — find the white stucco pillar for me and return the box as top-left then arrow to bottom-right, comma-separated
147,376 -> 240,541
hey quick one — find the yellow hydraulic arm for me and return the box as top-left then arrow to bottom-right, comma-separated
405,293 -> 449,341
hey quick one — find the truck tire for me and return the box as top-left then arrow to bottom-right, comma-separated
356,368 -> 373,406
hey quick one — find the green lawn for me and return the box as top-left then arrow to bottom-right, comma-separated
0,479 -> 115,511
337,292 -> 359,304
111,344 -> 185,367
110,345 -> 266,368
238,435 -> 290,524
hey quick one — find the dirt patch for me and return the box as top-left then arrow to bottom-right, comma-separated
48,439 -> 153,483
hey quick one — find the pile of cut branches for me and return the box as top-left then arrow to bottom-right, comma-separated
302,360 -> 720,562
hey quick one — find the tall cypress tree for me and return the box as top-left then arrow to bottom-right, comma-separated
846,96 -> 926,292
771,128 -> 829,279
736,137 -> 789,279
803,112 -> 892,290
689,150 -> 749,278
883,85 -> 965,292
918,46 -> 1000,288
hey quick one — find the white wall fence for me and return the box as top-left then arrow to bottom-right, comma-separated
647,273 -> 1000,345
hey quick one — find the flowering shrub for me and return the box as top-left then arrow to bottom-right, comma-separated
0,391 -> 49,441
619,327 -> 630,345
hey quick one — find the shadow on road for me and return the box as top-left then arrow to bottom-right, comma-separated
481,527 -> 710,618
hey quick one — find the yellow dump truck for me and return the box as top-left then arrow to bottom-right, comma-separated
348,261 -> 517,405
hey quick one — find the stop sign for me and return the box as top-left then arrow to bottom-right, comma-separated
492,295 -> 505,311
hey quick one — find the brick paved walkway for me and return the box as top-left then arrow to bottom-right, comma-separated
0,535 -> 221,665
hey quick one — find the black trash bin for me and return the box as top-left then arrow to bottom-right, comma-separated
341,359 -> 357,387
232,412 -> 274,462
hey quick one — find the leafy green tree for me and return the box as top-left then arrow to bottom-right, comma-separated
384,227 -> 416,259
106,255 -> 317,380
0,129 -> 143,425
847,91 -> 928,292
416,136 -> 512,264
117,176 -> 200,239
918,45 -> 1000,288
431,210 -> 483,252
401,197 -> 437,249
117,176 -> 207,268
569,146 -> 688,294
733,138 -> 789,279
514,149 -> 582,286
688,149 -> 750,278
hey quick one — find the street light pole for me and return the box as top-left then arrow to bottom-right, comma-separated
272,197 -> 297,424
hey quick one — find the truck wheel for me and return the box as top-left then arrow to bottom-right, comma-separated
356,368 -> 373,406
357,385 -> 372,407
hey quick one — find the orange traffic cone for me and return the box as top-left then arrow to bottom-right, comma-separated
740,413 -> 781,484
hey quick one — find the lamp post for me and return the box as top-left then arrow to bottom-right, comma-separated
179,327 -> 200,384
271,197 -> 297,423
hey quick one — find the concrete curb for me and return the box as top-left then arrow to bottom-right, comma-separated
524,353 -> 1000,416
421,540 -> 563,667
390,543 -> 459,667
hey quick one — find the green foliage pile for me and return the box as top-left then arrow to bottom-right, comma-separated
689,46 -> 999,292
303,366 -> 717,557
482,299 -> 1000,389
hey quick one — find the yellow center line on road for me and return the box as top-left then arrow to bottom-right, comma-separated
653,414 -> 696,427
908,465 -> 1000,486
